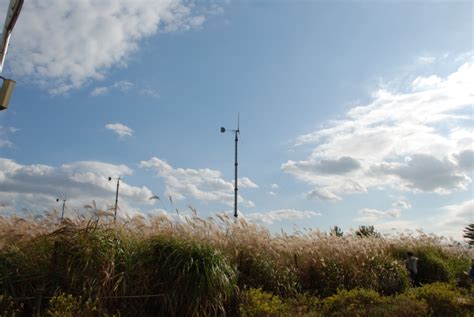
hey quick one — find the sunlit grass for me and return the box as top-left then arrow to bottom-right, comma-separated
0,208 -> 471,315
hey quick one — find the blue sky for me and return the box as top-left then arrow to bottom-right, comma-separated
0,0 -> 472,239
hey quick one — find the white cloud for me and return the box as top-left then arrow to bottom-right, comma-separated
0,157 -> 154,217
412,75 -> 442,90
244,209 -> 321,225
306,188 -> 342,201
436,199 -> 474,240
239,177 -> 259,188
268,183 -> 279,196
105,123 -> 134,138
455,149 -> 474,172
90,87 -> 108,96
0,126 -> 17,148
283,62 -> 474,200
283,156 -> 361,176
370,220 -> 422,234
90,80 -> 133,96
357,198 -> 411,223
358,208 -> 401,220
3,0 -> 213,94
374,154 -> 470,194
140,157 -> 257,207
139,87 -> 160,98
392,198 -> 412,210
417,55 -> 436,65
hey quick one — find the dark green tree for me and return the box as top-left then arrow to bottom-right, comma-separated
329,225 -> 344,237
463,223 -> 474,245
355,225 -> 380,238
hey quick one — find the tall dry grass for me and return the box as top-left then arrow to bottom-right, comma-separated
0,209 -> 471,315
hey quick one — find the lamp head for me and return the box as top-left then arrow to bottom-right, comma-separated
220,127 -> 225,133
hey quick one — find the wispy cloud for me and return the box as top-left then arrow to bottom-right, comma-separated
90,80 -> 133,96
283,61 -> 474,200
357,198 -> 411,222
6,0 -> 215,94
140,157 -> 257,207
244,209 -> 321,225
417,55 -> 436,65
139,87 -> 160,98
105,123 -> 134,138
0,126 -> 18,148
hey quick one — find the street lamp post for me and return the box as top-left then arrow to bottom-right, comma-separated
0,0 -> 23,111
0,0 -> 23,72
220,115 -> 240,218
108,176 -> 121,223
56,197 -> 67,220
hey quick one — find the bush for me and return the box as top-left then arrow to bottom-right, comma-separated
283,292 -> 321,316
0,294 -> 24,316
390,245 -> 470,285
384,294 -> 429,317
406,282 -> 473,317
417,251 -> 450,284
49,228 -> 118,298
239,288 -> 288,317
236,251 -> 300,296
370,257 -> 410,295
321,288 -> 386,316
299,256 -> 409,297
322,288 -> 430,317
45,293 -> 98,317
124,236 -> 236,316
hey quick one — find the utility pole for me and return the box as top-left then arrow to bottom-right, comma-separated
108,176 -> 121,223
221,114 -> 240,218
56,197 -> 67,220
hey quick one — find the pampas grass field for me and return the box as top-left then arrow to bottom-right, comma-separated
0,208 -> 472,316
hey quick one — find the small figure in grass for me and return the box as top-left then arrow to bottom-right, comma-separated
405,251 -> 420,287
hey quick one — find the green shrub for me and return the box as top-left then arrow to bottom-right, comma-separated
384,294 -> 429,317
236,251 -> 300,296
370,257 -> 410,295
406,282 -> 473,317
322,288 -> 431,317
417,251 -> 450,284
0,294 -> 24,316
45,293 -> 98,317
390,246 -> 470,285
124,236 -> 236,316
50,228 -> 118,297
284,292 -> 321,316
0,238 -> 53,292
321,288 -> 387,316
239,288 -> 288,317
299,256 -> 408,297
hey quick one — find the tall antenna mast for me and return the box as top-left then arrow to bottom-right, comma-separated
220,114 -> 240,218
